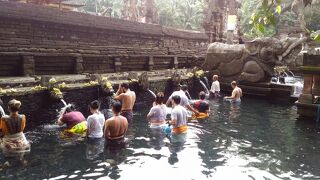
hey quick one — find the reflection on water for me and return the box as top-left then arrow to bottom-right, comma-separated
1,97 -> 320,179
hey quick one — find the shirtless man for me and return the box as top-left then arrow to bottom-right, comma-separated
224,81 -> 242,102
104,101 -> 128,145
114,82 -> 136,123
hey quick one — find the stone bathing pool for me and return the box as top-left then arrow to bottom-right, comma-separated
1,97 -> 320,180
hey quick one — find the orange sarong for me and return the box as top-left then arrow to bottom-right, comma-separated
172,125 -> 188,134
191,112 -> 209,120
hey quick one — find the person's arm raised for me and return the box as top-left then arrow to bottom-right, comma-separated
114,84 -> 123,100
57,115 -> 64,126
114,93 -> 123,100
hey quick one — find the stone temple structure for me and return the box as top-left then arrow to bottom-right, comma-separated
0,0 -> 318,122
0,1 -> 208,77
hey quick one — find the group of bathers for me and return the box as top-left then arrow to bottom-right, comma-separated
0,76 -> 242,155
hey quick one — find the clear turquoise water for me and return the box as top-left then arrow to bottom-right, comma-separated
1,97 -> 320,180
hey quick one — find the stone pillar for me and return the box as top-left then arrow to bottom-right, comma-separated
173,56 -> 178,69
75,56 -> 84,74
226,30 -> 234,44
312,74 -> 320,96
298,74 -> 313,104
148,56 -> 154,71
22,55 -> 35,76
114,57 -> 121,72
302,74 -> 313,94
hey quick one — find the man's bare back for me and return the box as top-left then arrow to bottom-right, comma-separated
105,115 -> 128,140
232,87 -> 242,100
120,90 -> 136,111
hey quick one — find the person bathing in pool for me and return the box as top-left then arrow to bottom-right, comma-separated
166,84 -> 199,116
114,82 -> 136,124
224,81 -> 242,102
57,104 -> 87,136
0,99 -> 30,155
86,100 -> 105,139
192,91 -> 210,119
104,101 -> 128,145
210,74 -> 220,98
168,95 -> 188,134
147,92 -> 167,127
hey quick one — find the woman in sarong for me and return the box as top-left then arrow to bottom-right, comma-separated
0,99 -> 30,156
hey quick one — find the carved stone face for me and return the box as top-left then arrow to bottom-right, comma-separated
245,38 -> 285,64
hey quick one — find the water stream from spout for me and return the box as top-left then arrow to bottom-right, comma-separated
147,89 -> 156,99
44,99 -> 68,130
199,79 -> 210,95
288,70 -> 295,77
61,99 -> 67,106
203,77 -> 210,89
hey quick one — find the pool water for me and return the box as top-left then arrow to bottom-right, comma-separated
1,97 -> 320,179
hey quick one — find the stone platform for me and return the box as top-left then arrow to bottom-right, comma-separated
220,81 -> 297,102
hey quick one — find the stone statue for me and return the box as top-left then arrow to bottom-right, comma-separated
138,72 -> 149,91
202,37 -> 307,83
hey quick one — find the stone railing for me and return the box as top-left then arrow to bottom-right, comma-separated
0,52 -> 205,76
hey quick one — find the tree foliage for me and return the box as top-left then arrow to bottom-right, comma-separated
246,0 -> 320,41
78,0 -> 124,18
240,0 -> 277,37
78,0 -> 207,31
156,0 -> 207,30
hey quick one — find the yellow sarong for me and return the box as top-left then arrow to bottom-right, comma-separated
191,112 -> 209,120
64,121 -> 87,135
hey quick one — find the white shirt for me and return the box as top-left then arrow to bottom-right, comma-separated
87,112 -> 105,138
168,90 -> 190,107
210,80 -> 220,93
147,104 -> 167,122
171,105 -> 188,128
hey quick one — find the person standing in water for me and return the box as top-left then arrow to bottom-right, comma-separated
0,99 -> 30,155
86,100 -> 105,139
224,81 -> 242,102
210,75 -> 220,98
168,95 -> 188,134
57,104 -> 87,136
166,85 -> 199,116
114,82 -> 136,124
147,92 -> 167,127
192,91 -> 210,119
104,102 -> 128,145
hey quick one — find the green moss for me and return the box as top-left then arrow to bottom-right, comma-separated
300,66 -> 320,72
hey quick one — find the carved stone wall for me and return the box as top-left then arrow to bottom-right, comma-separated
0,1 -> 208,76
